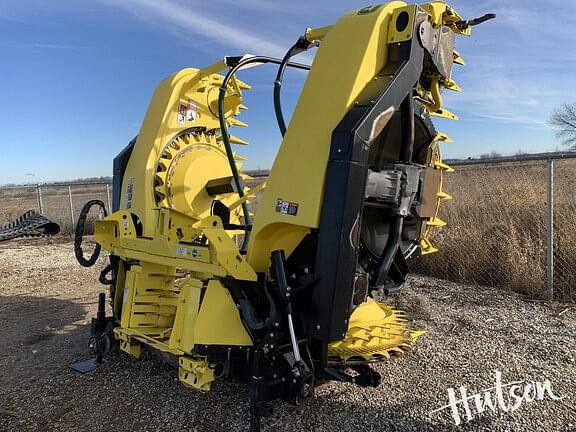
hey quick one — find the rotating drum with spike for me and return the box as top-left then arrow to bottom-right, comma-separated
154,130 -> 244,224
361,102 -> 452,262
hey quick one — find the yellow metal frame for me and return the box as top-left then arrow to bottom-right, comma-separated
247,1 -> 409,272
89,0 -> 473,393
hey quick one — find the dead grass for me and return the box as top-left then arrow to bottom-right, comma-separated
0,184 -> 109,234
2,162 -> 574,302
414,159 -> 575,302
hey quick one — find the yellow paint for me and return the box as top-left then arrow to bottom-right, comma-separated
388,5 -> 417,43
118,61 -> 251,238
179,357 -> 215,392
194,279 -> 252,346
86,1 -> 474,391
328,298 -> 423,364
305,25 -> 333,42
169,278 -> 203,352
247,1 -> 407,271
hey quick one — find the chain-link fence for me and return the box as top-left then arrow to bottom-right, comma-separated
414,157 -> 575,302
0,183 -> 111,234
550,159 -> 576,302
1,158 -> 574,301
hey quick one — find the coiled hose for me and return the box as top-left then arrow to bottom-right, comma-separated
74,200 -> 107,267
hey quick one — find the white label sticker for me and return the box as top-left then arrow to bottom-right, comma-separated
275,198 -> 299,216
176,246 -> 188,257
123,287 -> 129,304
187,102 -> 197,121
126,178 -> 134,209
177,104 -> 186,125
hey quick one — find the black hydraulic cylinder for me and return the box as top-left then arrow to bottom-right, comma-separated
270,250 -> 303,369
270,250 -> 288,296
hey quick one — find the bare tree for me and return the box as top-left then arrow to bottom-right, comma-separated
479,151 -> 502,159
549,103 -> 576,149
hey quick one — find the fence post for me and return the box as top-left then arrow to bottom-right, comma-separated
105,183 -> 112,214
36,184 -> 44,214
546,159 -> 554,299
68,185 -> 75,233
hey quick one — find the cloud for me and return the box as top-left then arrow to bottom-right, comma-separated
0,13 -> 21,22
444,68 -> 562,130
97,0 -> 288,57
440,0 -> 576,131
207,0 -> 308,16
0,42 -> 80,50
96,0 -> 574,134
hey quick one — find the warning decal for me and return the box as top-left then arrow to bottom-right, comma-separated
275,198 -> 299,216
187,102 -> 197,121
126,178 -> 134,209
177,104 -> 187,125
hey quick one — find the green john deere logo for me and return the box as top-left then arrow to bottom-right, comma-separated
358,4 -> 383,15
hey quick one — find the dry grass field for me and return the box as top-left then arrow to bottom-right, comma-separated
0,184 -> 110,234
415,159 -> 576,302
2,158 -> 574,301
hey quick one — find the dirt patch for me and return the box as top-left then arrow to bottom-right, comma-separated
0,240 -> 575,431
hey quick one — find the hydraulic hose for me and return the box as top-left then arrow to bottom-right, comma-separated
371,95 -> 415,288
74,200 -> 107,267
218,55 -> 310,252
273,37 -> 313,136
238,280 -> 278,331
399,95 -> 415,163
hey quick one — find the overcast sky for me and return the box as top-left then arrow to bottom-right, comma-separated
0,0 -> 574,184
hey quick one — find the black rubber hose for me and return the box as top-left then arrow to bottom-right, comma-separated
371,217 -> 402,288
399,95 -> 415,163
371,95 -> 415,288
273,37 -> 313,136
99,255 -> 119,285
238,280 -> 278,331
218,55 -> 310,252
74,200 -> 107,267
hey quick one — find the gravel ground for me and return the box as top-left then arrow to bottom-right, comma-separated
0,239 -> 575,432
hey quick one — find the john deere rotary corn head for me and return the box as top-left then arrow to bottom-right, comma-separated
74,2 -> 493,430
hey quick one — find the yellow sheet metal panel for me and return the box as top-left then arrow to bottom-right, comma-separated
118,60 -> 249,238
198,216 -> 257,281
120,267 -> 138,329
122,262 -> 178,329
194,279 -> 253,346
113,261 -> 126,318
387,5 -> 417,43
119,67 -> 201,238
169,278 -> 203,352
247,1 -> 406,272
